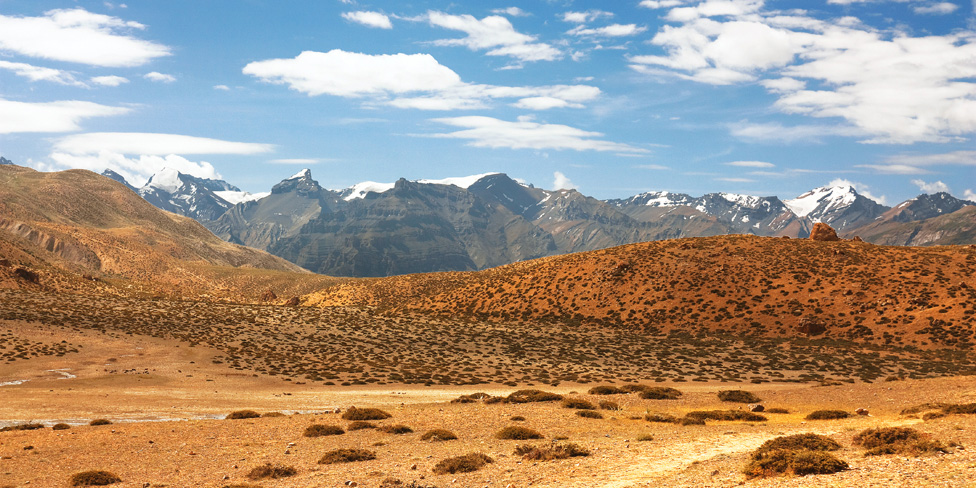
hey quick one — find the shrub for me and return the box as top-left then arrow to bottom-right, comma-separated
805,410 -> 851,420
678,417 -> 706,426
0,423 -> 44,432
378,424 -> 413,435
226,410 -> 261,420
588,385 -> 625,395
562,398 -> 596,410
420,429 -> 457,441
262,412 -> 285,418
744,449 -> 848,479
506,389 -> 563,403
754,434 -> 841,456
246,463 -> 297,480
717,390 -> 761,403
496,426 -> 544,440
942,403 -> 976,415
341,407 -> 392,421
599,400 -> 620,411
766,408 -> 790,414
347,421 -> 377,430
69,470 -> 122,486
640,387 -> 682,400
52,423 -> 71,431
515,443 -> 590,460
451,392 -> 493,403
432,453 -> 493,474
620,384 -> 652,393
853,427 -> 948,456
637,434 -> 654,442
304,424 -> 344,437
89,419 -> 112,426
576,410 -> 603,419
645,413 -> 678,423
922,412 -> 946,421
510,415 -> 526,421
318,448 -> 377,464
685,410 -> 767,422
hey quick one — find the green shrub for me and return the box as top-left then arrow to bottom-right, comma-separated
246,463 -> 297,480
52,423 -> 71,430
685,410 -> 767,422
515,443 -> 590,460
420,429 -> 457,441
588,385 -> 625,395
304,424 -> 344,437
640,387 -> 682,400
506,389 -> 563,403
576,410 -> 603,419
341,407 -> 392,421
717,390 -> 761,403
226,410 -> 261,420
496,426 -> 544,440
562,398 -> 596,410
69,470 -> 122,486
89,419 -> 112,426
318,448 -> 376,464
347,421 -> 377,430
754,434 -> 841,456
805,410 -> 851,420
743,449 -> 848,479
378,424 -> 413,435
432,453 -> 493,474
0,423 -> 44,432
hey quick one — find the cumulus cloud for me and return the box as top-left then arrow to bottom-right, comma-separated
426,116 -> 648,153
341,11 -> 393,29
631,1 -> 976,144
568,24 -> 647,37
424,11 -> 561,62
0,60 -> 85,86
243,49 -> 599,110
911,179 -> 951,194
91,75 -> 129,87
965,189 -> 976,201
44,152 -> 220,187
144,71 -> 176,83
562,10 -> 614,23
0,8 -> 170,67
829,178 -> 887,204
913,2 -> 959,14
552,171 -> 578,190
640,0 -> 694,8
492,7 -> 529,17
0,99 -> 129,134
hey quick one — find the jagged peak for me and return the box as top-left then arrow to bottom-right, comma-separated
145,167 -> 184,194
288,168 -> 312,180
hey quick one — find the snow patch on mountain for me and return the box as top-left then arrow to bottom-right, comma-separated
343,181 -> 396,201
785,185 -> 857,219
419,173 -> 500,189
145,167 -> 183,194
215,190 -> 269,204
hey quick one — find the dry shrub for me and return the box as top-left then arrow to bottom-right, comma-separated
942,403 -> 976,415
645,413 -> 678,423
506,389 -> 563,403
420,429 -> 457,441
678,417 -> 706,426
515,443 -> 590,460
922,412 -> 946,421
637,434 -> 654,442
348,421 -> 377,430
598,400 -> 620,410
226,410 -> 261,420
89,419 -> 112,426
69,470 -> 122,486
496,426 -> 544,440
262,412 -> 285,418
853,427 -> 949,456
451,392 -> 493,403
639,387 -> 682,400
562,398 -> 596,410
805,410 -> 851,420
510,415 -> 526,421
432,453 -> 493,474
744,449 -> 848,479
246,463 -> 297,480
588,385 -> 625,395
0,423 -> 44,432
576,410 -> 603,419
379,424 -> 413,435
766,407 -> 790,414
900,403 -> 948,415
304,424 -> 344,437
318,448 -> 377,464
754,434 -> 841,456
342,407 -> 392,421
52,423 -> 71,431
685,410 -> 767,422
717,390 -> 761,403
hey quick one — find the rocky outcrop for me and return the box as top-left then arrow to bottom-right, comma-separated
809,223 -> 840,242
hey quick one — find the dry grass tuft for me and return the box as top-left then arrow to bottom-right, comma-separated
303,424 -> 344,437
347,421 -> 377,431
378,424 -> 413,435
562,398 -> 596,410
515,443 -> 590,461
69,470 -> 122,486
342,407 -> 392,421
506,389 -> 563,404
317,448 -> 376,464
853,427 -> 949,456
420,429 -> 458,441
246,463 -> 297,480
496,426 -> 544,440
717,390 -> 761,403
805,410 -> 851,420
639,387 -> 682,400
226,410 -> 261,420
432,453 -> 493,474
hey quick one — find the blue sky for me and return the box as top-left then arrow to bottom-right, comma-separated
1,0 -> 974,204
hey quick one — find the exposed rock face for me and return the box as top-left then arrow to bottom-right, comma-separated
798,316 -> 827,335
809,223 -> 840,242
749,404 -> 765,412
284,296 -> 300,307
261,290 -> 277,302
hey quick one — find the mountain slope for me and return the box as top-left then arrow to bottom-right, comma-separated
785,184 -> 890,231
847,205 -> 976,246
0,164 -> 333,299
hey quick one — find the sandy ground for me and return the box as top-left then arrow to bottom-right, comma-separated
3,323 -> 976,487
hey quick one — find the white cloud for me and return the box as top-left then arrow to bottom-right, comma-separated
0,99 -> 129,134
0,60 -> 86,86
144,71 -> 176,83
0,8 -> 170,67
729,121 -> 862,143
269,158 -> 325,164
716,177 -> 755,182
427,116 -> 649,153
640,0 -> 693,8
44,152 -> 220,187
513,97 -> 580,110
829,178 -> 887,204
90,75 -> 129,87
243,49 -> 599,110
964,189 -> 976,200
636,164 -> 671,170
425,11 -> 561,62
53,132 -> 273,156
632,1 -> 976,144
911,179 -> 951,194
552,171 -> 578,190
725,160 -> 775,168
913,2 -> 959,14
884,150 -> 976,167
856,164 -> 928,174
341,11 -> 393,29
491,7 -> 529,17
562,10 -> 614,23
213,84 -> 230,91
569,24 -> 647,37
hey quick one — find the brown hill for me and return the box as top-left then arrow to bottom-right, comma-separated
306,234 -> 976,349
845,206 -> 976,246
0,165 -> 339,300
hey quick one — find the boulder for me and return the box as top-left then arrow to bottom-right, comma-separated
809,223 -> 840,241
261,289 -> 278,302
748,404 -> 765,412
855,408 -> 869,416
284,296 -> 300,307
798,316 -> 826,336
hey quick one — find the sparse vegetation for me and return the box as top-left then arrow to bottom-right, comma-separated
226,410 -> 261,420
754,434 -> 842,456
685,410 -> 767,422
717,390 -> 760,403
588,385 -> 625,395
645,413 -> 679,423
515,443 -> 590,460
744,449 -> 848,479
89,419 -> 112,426
506,390 -> 563,403
496,426 -> 544,440
52,423 -> 71,430
303,424 -> 344,437
342,407 -> 392,421
420,429 -> 457,441
432,453 -> 493,474
805,410 -> 851,420
576,410 -> 603,419
598,400 -> 620,410
562,398 -> 596,410
766,407 -> 790,414
318,448 -> 377,464
639,387 -> 682,400
69,471 -> 122,486
0,423 -> 44,432
246,463 -> 297,480
853,427 -> 949,456
378,424 -> 413,435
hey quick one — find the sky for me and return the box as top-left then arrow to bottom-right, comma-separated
0,0 -> 974,205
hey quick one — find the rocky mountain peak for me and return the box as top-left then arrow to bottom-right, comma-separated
0,156 -> 13,165
272,168 -> 323,195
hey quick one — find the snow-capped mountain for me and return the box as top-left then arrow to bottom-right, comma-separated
785,184 -> 889,232
882,192 -> 975,223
